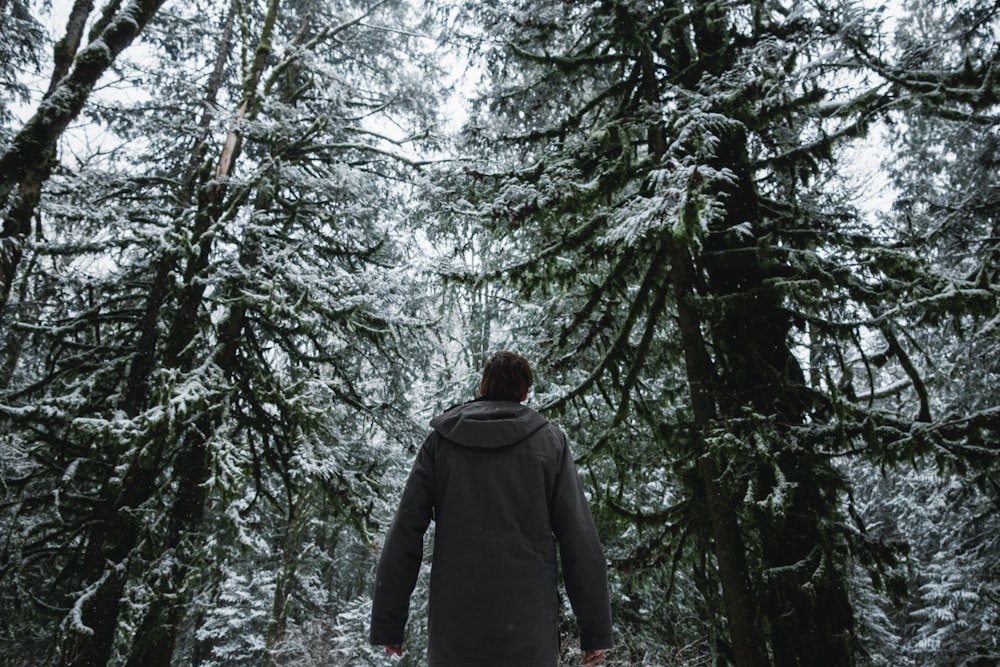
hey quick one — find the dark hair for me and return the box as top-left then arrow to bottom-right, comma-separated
479,351 -> 533,402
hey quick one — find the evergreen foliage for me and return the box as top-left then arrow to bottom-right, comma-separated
0,0 -> 44,131
426,0 -> 1000,664
1,0 -> 441,664
0,0 -> 997,665
846,1 -> 1000,663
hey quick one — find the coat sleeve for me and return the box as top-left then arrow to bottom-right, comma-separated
549,433 -> 614,651
369,436 -> 435,646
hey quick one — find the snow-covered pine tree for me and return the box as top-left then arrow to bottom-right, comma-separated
429,0 -> 999,664
0,0 -> 443,664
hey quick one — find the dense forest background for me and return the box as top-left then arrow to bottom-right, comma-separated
0,0 -> 997,665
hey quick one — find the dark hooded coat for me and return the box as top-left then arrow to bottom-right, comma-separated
369,399 -> 614,667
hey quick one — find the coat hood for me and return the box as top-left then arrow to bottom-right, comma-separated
429,398 -> 549,449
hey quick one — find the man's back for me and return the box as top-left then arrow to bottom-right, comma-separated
425,400 -> 567,665
370,352 -> 613,667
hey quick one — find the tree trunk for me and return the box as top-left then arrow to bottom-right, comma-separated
122,426 -> 214,667
60,461 -> 160,666
123,1 -> 282,662
0,0 -> 168,314
701,126 -> 855,666
667,234 -> 771,667
0,0 -> 94,383
638,38 -> 771,666
123,0 -> 238,417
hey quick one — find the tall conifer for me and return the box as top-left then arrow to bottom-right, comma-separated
432,0 -> 1000,663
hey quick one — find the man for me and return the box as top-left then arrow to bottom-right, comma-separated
370,351 -> 614,666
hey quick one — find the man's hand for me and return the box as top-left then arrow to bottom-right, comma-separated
584,648 -> 607,665
384,644 -> 402,657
